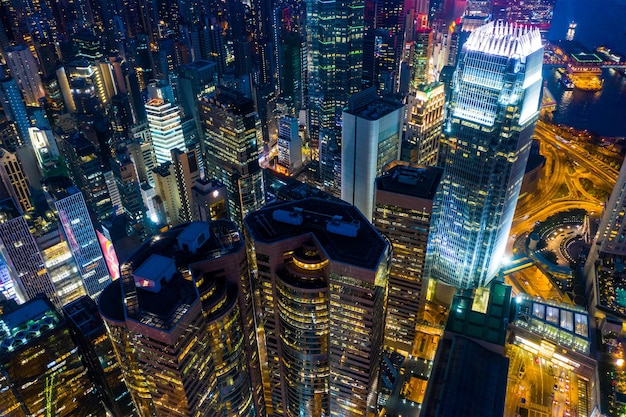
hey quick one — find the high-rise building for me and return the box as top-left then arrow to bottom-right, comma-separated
61,133 -> 113,222
152,161 -> 182,226
421,281 -> 512,417
504,0 -> 557,39
0,297 -> 102,416
35,226 -> 86,306
145,98 -> 186,165
99,221 -> 264,417
307,0 -> 364,190
200,87 -> 265,228
341,88 -> 403,221
425,22 -> 543,289
402,82 -> 446,166
373,163 -> 443,353
5,45 -> 45,106
45,179 -> 112,298
411,28 -> 434,88
245,198 -> 390,417
190,178 -> 228,222
276,115 -> 302,174
0,76 -> 30,145
0,199 -> 58,306
171,148 -> 201,224
0,148 -> 32,213
62,296 -> 136,417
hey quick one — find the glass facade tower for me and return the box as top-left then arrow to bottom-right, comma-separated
425,22 -> 543,289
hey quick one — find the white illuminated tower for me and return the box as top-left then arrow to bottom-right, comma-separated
145,98 -> 186,165
425,22 -> 543,289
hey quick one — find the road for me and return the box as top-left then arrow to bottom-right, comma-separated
508,120 -> 616,254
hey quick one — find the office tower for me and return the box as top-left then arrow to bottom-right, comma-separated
36,227 -> 87,306
0,199 -> 58,306
0,76 -> 30,145
245,198 -> 391,417
424,22 -> 543,289
152,162 -> 183,226
0,297 -> 102,416
504,0 -> 557,39
46,179 -> 112,298
128,123 -> 158,186
200,88 -> 265,228
190,178 -> 228,222
5,45 -> 45,106
278,31 -> 305,110
373,163 -> 443,353
177,60 -> 218,119
171,148 -> 200,224
421,282 -> 511,417
63,296 -> 136,417
0,148 -> 32,213
99,221 -> 263,417
111,152 -> 146,234
67,60 -> 109,109
277,115 -> 302,174
145,98 -> 186,165
61,133 -> 113,222
28,127 -> 60,174
341,88 -> 403,221
402,82 -> 445,165
307,0 -> 364,190
411,28 -> 434,88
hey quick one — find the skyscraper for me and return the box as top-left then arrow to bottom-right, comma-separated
99,221 -> 264,417
0,148 -> 32,213
0,199 -> 58,306
307,0 -> 364,191
425,22 -> 543,289
341,88 -> 403,221
373,163 -> 443,353
145,98 -> 186,165
62,296 -> 136,417
46,179 -> 112,298
200,87 -> 265,228
0,297 -> 102,416
245,198 -> 390,417
5,45 -> 45,106
402,82 -> 446,166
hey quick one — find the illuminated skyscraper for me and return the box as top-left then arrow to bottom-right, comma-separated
99,221 -> 264,417
0,199 -> 58,306
5,45 -> 45,106
402,82 -> 446,166
46,179 -> 112,298
373,163 -> 443,353
0,297 -> 102,416
62,296 -> 136,417
341,88 -> 403,221
145,98 -> 186,165
245,198 -> 390,417
307,0 -> 364,191
0,148 -> 32,213
200,87 -> 265,228
425,22 -> 543,289
504,0 -> 557,39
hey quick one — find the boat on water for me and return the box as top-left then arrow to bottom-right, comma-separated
559,74 -> 574,90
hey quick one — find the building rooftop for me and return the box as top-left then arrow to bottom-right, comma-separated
345,87 -> 403,120
511,293 -> 590,355
245,198 -> 388,270
376,164 -> 443,200
99,221 -> 244,330
63,296 -> 102,338
0,297 -> 61,355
